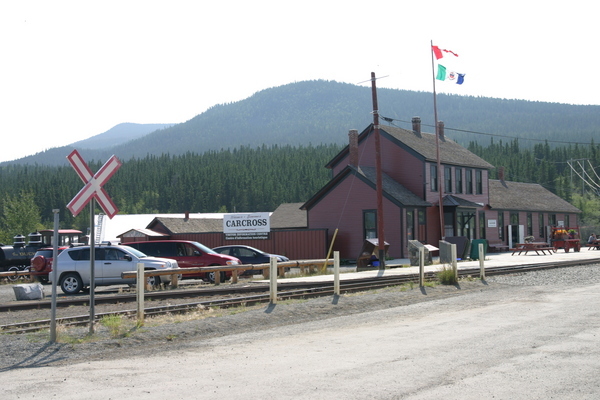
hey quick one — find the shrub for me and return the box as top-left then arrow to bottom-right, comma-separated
437,265 -> 457,285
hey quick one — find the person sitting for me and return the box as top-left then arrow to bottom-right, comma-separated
588,233 -> 598,249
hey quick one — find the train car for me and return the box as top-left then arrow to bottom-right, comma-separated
0,230 -> 84,280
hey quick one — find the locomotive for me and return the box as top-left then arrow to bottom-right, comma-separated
0,230 -> 84,280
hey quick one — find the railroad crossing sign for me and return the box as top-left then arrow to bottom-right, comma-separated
66,150 -> 122,219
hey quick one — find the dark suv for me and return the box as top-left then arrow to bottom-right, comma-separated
124,240 -> 241,282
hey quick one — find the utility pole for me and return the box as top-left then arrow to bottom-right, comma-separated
370,72 -> 386,269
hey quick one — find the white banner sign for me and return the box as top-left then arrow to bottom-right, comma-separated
223,213 -> 270,235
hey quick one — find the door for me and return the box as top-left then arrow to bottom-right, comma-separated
98,248 -> 134,284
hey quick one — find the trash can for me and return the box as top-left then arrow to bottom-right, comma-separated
470,239 -> 488,260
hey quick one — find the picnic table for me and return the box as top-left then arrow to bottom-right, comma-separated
511,242 -> 555,256
587,240 -> 600,250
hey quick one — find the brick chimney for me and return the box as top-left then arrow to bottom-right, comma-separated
438,121 -> 445,141
348,129 -> 359,166
184,211 -> 189,221
498,166 -> 505,182
412,117 -> 421,137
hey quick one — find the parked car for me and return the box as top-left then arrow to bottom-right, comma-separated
52,244 -> 178,295
212,245 -> 289,275
29,246 -> 68,283
124,240 -> 241,283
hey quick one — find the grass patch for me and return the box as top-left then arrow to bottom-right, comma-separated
436,265 -> 458,285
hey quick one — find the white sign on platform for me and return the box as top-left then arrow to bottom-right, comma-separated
488,219 -> 497,228
223,213 -> 270,240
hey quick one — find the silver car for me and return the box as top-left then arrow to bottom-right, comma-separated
52,245 -> 178,294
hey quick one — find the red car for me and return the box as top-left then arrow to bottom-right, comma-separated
123,240 -> 241,282
30,247 -> 67,283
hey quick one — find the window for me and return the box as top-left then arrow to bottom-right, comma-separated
549,214 -> 557,226
527,213 -> 533,236
430,164 -> 438,192
444,166 -> 452,193
457,211 -> 475,239
479,211 -> 486,239
418,210 -> 426,241
498,211 -> 504,240
364,210 -> 377,239
565,215 -> 570,227
475,170 -> 483,194
539,213 -> 545,238
455,168 -> 463,194
510,212 -> 519,225
465,169 -> 473,194
406,210 -> 414,241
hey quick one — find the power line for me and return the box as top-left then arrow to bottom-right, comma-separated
379,115 -> 596,146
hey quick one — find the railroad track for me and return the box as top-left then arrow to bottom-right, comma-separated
2,258 -> 597,335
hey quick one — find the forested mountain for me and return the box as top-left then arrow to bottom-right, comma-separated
72,123 -> 173,149
4,80 -> 600,166
8,123 -> 173,166
3,79 -> 600,240
0,145 -> 341,234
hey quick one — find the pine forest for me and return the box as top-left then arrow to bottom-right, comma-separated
2,138 -> 600,244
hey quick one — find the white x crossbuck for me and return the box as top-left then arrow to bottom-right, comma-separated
66,150 -> 122,219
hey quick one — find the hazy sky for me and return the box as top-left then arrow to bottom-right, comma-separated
1,0 -> 597,163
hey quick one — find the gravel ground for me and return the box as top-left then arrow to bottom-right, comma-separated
1,263 -> 599,371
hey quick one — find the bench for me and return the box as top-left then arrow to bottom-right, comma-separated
586,243 -> 600,250
488,243 -> 510,253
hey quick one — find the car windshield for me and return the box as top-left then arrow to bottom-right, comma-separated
34,249 -> 54,258
191,241 -> 217,254
125,246 -> 148,258
242,245 -> 263,253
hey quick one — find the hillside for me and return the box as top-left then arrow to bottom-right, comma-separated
4,80 -> 600,166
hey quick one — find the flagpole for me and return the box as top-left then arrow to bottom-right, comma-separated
431,40 -> 445,241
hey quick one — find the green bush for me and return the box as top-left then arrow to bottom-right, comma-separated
437,265 -> 457,285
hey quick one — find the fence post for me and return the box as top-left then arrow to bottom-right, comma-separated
479,243 -> 485,280
419,247 -> 425,287
269,256 -> 277,304
334,251 -> 340,296
451,244 -> 458,281
137,262 -> 145,326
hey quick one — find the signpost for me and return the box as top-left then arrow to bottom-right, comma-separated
223,212 -> 270,240
66,150 -> 122,333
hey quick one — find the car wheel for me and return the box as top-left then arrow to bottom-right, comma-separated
60,273 -> 83,295
147,274 -> 161,288
207,271 -> 227,283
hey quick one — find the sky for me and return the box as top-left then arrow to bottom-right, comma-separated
1,0 -> 598,163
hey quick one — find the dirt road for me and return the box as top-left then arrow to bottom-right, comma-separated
3,278 -> 599,399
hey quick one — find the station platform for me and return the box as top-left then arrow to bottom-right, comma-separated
270,248 -> 600,284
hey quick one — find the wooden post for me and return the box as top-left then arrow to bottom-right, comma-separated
451,244 -> 458,281
269,256 -> 277,304
137,262 -> 145,326
479,243 -> 485,280
334,251 -> 340,296
419,247 -> 425,287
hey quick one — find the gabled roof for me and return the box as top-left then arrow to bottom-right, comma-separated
118,228 -> 168,239
488,180 -> 581,213
147,217 -> 224,234
327,124 -> 494,170
302,165 -> 431,210
270,202 -> 307,229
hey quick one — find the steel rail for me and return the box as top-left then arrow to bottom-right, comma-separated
2,259 -> 598,334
